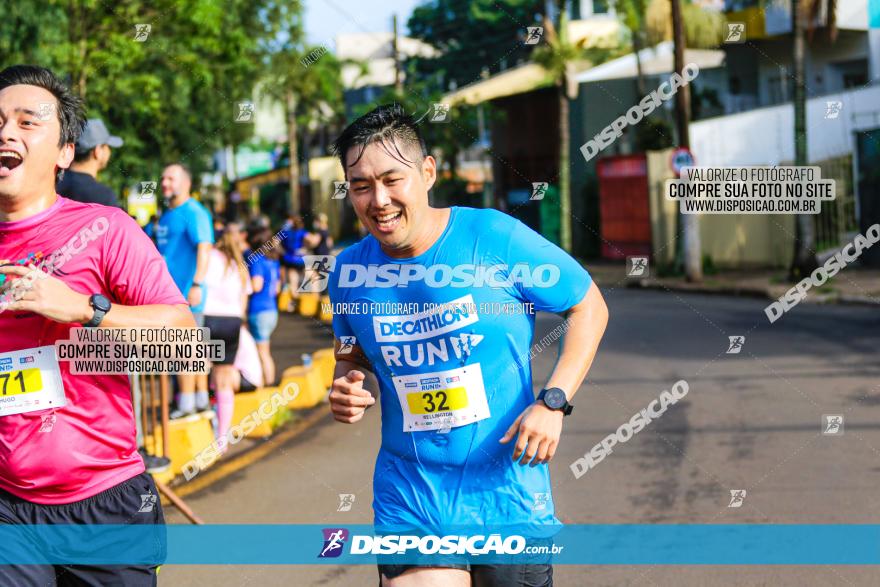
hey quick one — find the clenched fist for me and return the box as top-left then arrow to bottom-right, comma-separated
329,369 -> 375,423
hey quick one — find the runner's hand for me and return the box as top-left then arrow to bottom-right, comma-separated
0,264 -> 91,323
330,370 -> 375,423
499,402 -> 564,466
187,285 -> 203,307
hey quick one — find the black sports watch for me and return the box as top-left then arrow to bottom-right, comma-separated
537,387 -> 573,416
84,294 -> 111,327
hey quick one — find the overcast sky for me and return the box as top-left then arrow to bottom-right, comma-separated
304,0 -> 424,47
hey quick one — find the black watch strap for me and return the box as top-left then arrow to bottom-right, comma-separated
537,388 -> 573,416
84,294 -> 110,327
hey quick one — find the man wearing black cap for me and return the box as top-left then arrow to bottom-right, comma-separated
56,118 -> 122,207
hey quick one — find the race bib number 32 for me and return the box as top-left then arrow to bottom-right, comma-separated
0,346 -> 67,417
392,364 -> 490,432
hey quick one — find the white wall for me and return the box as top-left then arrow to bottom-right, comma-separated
690,83 -> 880,166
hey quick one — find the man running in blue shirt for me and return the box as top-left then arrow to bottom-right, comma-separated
327,104 -> 609,587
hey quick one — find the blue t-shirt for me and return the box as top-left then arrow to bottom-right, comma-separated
328,207 -> 592,531
247,255 -> 280,315
281,227 -> 307,266
156,199 -> 214,313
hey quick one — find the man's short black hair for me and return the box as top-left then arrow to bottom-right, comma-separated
331,103 -> 427,173
0,65 -> 86,148
73,147 -> 97,163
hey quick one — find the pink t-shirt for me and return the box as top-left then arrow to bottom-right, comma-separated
0,196 -> 186,504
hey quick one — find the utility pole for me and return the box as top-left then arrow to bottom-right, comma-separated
789,0 -> 818,279
392,14 -> 403,95
671,0 -> 702,282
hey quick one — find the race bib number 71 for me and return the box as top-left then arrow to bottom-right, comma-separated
392,364 -> 490,432
0,346 -> 67,416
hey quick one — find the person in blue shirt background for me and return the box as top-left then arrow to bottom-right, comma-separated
246,226 -> 282,385
327,104 -> 609,587
156,162 -> 214,418
279,214 -> 308,311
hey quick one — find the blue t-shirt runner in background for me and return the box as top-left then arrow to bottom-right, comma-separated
247,255 -> 280,315
328,207 -> 592,532
156,198 -> 214,313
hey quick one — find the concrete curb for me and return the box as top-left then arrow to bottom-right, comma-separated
629,280 -> 880,307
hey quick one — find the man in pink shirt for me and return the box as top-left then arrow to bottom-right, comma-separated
0,65 -> 193,584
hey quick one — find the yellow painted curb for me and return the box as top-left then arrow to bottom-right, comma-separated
165,406 -> 330,500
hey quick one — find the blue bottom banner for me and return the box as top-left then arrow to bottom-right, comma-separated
1,524 -> 879,565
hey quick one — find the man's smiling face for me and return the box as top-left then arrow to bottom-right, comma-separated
0,84 -> 72,202
344,139 -> 436,255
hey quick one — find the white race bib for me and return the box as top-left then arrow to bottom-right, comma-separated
0,346 -> 67,416
392,364 -> 490,432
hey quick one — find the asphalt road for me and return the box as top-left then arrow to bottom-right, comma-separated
163,288 -> 880,586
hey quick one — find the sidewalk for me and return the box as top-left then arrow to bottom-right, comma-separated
586,261 -> 880,306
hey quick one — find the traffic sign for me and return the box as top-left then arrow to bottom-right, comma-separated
670,147 -> 695,175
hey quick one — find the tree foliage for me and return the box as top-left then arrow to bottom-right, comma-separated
407,0 -> 544,91
0,0 -> 298,196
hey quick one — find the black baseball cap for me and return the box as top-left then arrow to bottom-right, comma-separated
75,118 -> 123,154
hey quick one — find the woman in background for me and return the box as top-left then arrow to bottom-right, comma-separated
246,227 -> 282,385
202,222 -> 251,453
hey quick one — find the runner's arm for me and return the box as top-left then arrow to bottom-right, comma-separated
501,281 -> 608,465
0,265 -> 196,327
541,280 -> 608,402
187,242 -> 212,305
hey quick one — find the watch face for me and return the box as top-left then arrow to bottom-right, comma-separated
92,294 -> 111,312
544,388 -> 566,409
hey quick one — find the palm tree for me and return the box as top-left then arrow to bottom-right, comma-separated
533,0 -> 613,253
614,0 -> 649,96
264,41 -> 343,214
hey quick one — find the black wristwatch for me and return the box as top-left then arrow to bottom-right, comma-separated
84,294 -> 111,327
537,387 -> 573,416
